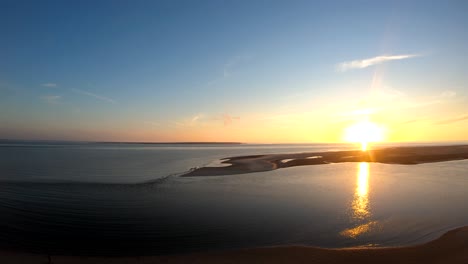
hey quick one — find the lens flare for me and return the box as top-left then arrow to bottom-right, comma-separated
345,121 -> 384,151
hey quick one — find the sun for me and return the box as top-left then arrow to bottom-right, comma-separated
345,121 -> 384,151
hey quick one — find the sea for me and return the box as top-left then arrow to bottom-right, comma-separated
0,140 -> 467,255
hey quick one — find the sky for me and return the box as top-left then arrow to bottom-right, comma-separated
1,0 -> 467,143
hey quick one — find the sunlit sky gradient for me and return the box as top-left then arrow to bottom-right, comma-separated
1,1 -> 467,143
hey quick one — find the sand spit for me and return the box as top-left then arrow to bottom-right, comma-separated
183,145 -> 468,176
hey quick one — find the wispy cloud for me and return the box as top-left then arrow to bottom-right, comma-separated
71,88 -> 116,104
41,83 -> 58,88
143,121 -> 160,127
401,119 -> 421,125
205,54 -> 252,86
40,95 -> 62,104
173,114 -> 205,127
439,90 -> 456,98
189,114 -> 202,125
337,54 -> 419,72
174,113 -> 240,127
332,88 -> 459,124
212,114 -> 241,126
222,114 -> 240,126
257,113 -> 309,129
400,90 -> 457,110
435,114 -> 468,125
223,55 -> 249,77
336,108 -> 379,117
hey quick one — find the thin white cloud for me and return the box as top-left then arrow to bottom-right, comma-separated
257,113 -> 308,129
175,113 -> 241,127
435,114 -> 468,125
40,95 -> 61,104
336,108 -> 379,117
439,90 -> 456,98
332,88 -> 458,124
173,114 -> 205,127
144,121 -> 160,126
223,54 -> 251,77
337,54 -> 419,72
400,90 -> 458,109
222,114 -> 240,126
41,83 -> 58,87
143,121 -> 160,127
401,119 -> 421,124
205,54 -> 252,86
71,88 -> 116,104
212,114 -> 241,126
191,115 -> 201,124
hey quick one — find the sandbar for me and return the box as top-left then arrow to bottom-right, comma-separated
183,144 -> 468,176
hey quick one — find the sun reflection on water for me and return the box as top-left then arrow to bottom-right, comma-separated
340,221 -> 378,238
340,162 -> 377,238
353,162 -> 370,219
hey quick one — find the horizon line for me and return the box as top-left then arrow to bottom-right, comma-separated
1,138 -> 468,145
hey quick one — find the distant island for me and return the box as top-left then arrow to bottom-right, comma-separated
0,139 -> 243,145
93,141 -> 243,145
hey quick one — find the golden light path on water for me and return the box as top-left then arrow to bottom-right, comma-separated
354,162 -> 370,218
341,162 -> 378,238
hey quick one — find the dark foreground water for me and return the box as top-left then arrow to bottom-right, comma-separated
0,141 -> 467,255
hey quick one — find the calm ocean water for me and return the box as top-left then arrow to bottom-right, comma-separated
0,141 -> 467,255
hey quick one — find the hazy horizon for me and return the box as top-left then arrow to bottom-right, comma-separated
2,138 -> 468,146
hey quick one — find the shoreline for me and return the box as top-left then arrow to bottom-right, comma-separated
1,226 -> 467,263
183,144 -> 468,176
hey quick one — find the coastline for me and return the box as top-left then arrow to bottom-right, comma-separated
1,226 -> 467,263
183,144 -> 468,176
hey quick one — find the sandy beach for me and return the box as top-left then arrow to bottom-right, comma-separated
183,145 -> 468,176
0,226 -> 466,264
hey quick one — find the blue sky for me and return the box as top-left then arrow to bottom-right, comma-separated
1,0 -> 467,142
